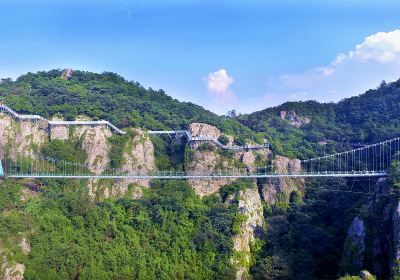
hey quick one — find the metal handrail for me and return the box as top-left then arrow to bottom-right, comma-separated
0,103 -> 126,134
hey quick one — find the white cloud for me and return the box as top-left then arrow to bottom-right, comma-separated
206,68 -> 234,94
334,29 -> 400,64
204,69 -> 237,113
201,30 -> 400,115
261,29 -> 400,107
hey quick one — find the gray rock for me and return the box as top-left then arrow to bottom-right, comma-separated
340,216 -> 366,274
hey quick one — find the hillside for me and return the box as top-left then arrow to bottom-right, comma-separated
238,79 -> 400,157
1,70 -> 400,280
0,69 -> 261,145
2,70 -> 400,159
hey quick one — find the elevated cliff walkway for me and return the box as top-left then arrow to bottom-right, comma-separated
148,130 -> 270,150
0,103 -> 126,135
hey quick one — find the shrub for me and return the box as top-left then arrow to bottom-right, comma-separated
218,135 -> 230,145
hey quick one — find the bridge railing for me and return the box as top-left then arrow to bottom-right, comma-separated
0,103 -> 126,135
148,130 -> 270,150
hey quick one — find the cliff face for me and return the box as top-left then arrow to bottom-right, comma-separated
1,200 -> 32,280
1,236 -> 31,280
112,129 -> 156,198
0,114 -> 156,198
186,123 -> 271,197
339,178 -> 397,279
340,216 -> 366,275
0,115 -> 47,160
393,202 -> 400,266
279,110 -> 310,128
363,178 -> 394,279
75,128 -> 156,199
231,185 -> 264,280
75,126 -> 112,174
189,123 -> 221,139
49,116 -> 69,141
187,144 -> 234,197
261,156 -> 305,205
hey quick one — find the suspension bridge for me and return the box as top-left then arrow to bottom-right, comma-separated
0,136 -> 398,180
0,103 -> 398,180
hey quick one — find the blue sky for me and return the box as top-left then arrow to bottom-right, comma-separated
1,0 -> 400,114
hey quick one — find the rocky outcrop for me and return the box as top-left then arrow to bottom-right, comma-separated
337,178 -> 395,279
0,114 -> 47,160
187,144 -> 270,197
1,259 -> 25,280
363,178 -> 392,279
68,125 -> 117,199
0,112 -> 157,199
61,68 -> 74,80
392,201 -> 400,274
112,129 -> 156,198
232,186 -> 264,280
187,145 -> 234,197
241,152 -> 256,172
19,238 -> 31,256
85,129 -> 156,199
261,156 -> 304,205
340,216 -> 366,275
189,123 -> 221,139
360,270 -> 376,280
186,122 -> 271,196
49,116 -> 69,141
279,110 -> 310,128
74,126 -> 112,174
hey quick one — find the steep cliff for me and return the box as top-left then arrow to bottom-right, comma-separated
75,125 -> 112,174
339,178 -> 396,279
393,201 -> 400,271
186,123 -> 270,197
1,236 -> 31,280
0,114 -> 47,160
189,123 -> 221,139
261,156 -> 305,205
231,185 -> 264,280
0,113 -> 157,199
340,216 -> 366,275
77,128 -> 156,199
111,129 -> 156,198
49,117 -> 69,141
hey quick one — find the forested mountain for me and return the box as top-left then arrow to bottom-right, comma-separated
0,70 -> 261,144
238,79 -> 400,157
1,70 -> 400,280
2,70 -> 400,158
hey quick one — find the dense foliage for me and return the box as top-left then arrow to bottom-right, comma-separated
238,80 -> 400,157
1,70 -> 400,279
1,179 -> 238,279
251,178 -> 367,280
0,70 -> 261,143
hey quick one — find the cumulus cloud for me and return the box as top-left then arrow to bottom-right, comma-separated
334,29 -> 400,64
201,30 -> 400,114
204,68 -> 236,107
262,29 -> 400,107
206,69 -> 234,94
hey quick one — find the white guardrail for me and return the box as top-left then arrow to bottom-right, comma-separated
148,130 -> 269,150
0,103 -> 126,134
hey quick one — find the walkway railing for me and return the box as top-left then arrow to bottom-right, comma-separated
0,103 -> 126,134
4,171 -> 386,179
148,130 -> 270,150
